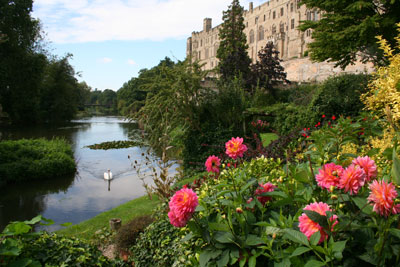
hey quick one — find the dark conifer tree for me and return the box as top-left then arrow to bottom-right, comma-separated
250,42 -> 289,95
216,0 -> 251,82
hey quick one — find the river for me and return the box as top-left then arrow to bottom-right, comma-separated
0,116 -> 158,232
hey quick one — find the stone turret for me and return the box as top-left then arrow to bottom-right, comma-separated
249,2 -> 253,12
203,18 -> 212,32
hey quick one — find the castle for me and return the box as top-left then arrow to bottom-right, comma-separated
186,1 -> 373,82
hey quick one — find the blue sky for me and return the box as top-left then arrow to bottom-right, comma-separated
32,0 -> 263,91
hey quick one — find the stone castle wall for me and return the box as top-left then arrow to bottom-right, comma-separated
186,1 -> 374,82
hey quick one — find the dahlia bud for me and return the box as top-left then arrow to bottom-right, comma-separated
272,233 -> 277,239
331,194 -> 338,200
329,185 -> 335,192
236,207 -> 243,214
221,214 -> 226,219
339,204 -> 344,209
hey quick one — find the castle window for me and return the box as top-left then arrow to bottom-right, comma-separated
198,51 -> 201,59
291,19 -> 295,29
280,23 -> 284,33
200,39 -> 202,47
272,25 -> 276,34
280,7 -> 284,16
264,14 -> 266,21
290,3 -> 293,12
307,11 -> 311,21
273,11 -> 276,19
314,10 -> 319,21
205,48 -> 209,59
246,22 -> 248,27
255,17 -> 258,24
258,26 -> 264,40
249,30 -> 255,43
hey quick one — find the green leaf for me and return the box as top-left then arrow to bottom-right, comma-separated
248,255 -> 257,267
389,229 -> 400,239
392,148 -> 400,184
274,258 -> 291,267
290,246 -> 311,257
352,197 -> 373,215
259,191 -> 288,198
200,250 -> 213,267
39,217 -> 54,226
240,179 -> 257,193
60,222 -> 72,227
245,235 -> 264,246
309,231 -> 321,246
332,240 -> 347,253
265,226 -> 282,235
283,229 -> 309,246
230,249 -> 239,265
217,250 -> 230,267
303,210 -> 328,229
23,215 -> 42,225
181,233 -> 194,242
293,169 -> 311,183
214,231 -> 235,244
9,258 -> 32,267
0,245 -> 21,256
304,259 -> 325,267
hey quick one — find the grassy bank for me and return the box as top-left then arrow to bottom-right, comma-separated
57,195 -> 159,240
0,138 -> 76,187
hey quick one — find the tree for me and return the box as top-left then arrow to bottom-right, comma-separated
299,0 -> 400,68
216,0 -> 251,82
0,0 -> 46,123
250,42 -> 289,95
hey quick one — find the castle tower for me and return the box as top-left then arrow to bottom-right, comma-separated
203,18 -> 212,32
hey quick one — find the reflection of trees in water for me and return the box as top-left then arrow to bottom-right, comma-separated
119,122 -> 142,141
0,173 -> 75,232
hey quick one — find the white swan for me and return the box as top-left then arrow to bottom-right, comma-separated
104,169 -> 113,180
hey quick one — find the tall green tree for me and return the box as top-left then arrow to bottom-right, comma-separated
0,0 -> 46,123
216,0 -> 251,82
300,0 -> 400,68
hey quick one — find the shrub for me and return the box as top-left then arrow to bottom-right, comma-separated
310,73 -> 370,119
130,212 -> 187,267
114,215 -> 154,253
0,138 -> 76,187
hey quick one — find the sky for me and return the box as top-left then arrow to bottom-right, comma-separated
32,0 -> 264,91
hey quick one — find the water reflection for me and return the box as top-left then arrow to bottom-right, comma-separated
0,117 -> 156,232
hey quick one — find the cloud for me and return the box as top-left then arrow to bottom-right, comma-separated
99,57 -> 112,63
32,0 -> 259,44
127,59 -> 136,65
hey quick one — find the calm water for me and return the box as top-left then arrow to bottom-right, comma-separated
0,116 -> 159,231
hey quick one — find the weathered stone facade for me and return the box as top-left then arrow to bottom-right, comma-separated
186,1 -> 374,82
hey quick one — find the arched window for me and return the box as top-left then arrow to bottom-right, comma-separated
249,30 -> 255,43
258,26 -> 264,41
272,25 -> 276,34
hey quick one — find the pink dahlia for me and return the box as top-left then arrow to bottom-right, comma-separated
339,164 -> 366,195
255,182 -> 276,205
168,188 -> 198,227
225,137 -> 247,159
368,180 -> 400,217
352,156 -> 377,182
299,202 -> 338,244
315,163 -> 343,190
205,155 -> 221,173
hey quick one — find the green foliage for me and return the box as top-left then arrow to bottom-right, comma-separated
86,140 -> 142,150
310,74 -> 370,118
0,215 -> 119,266
299,0 -> 400,68
114,215 -> 154,253
130,213 -> 187,267
216,0 -> 251,82
0,138 -> 76,187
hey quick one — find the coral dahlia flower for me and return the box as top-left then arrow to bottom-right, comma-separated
368,180 -> 400,217
315,163 -> 343,190
352,156 -> 377,182
299,202 -> 338,244
205,155 -> 221,173
255,182 -> 276,205
225,137 -> 247,159
339,164 -> 366,195
168,188 -> 198,227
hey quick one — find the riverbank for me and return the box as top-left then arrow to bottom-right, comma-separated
57,195 -> 159,240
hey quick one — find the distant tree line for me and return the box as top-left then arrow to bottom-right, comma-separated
0,0 -> 91,124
